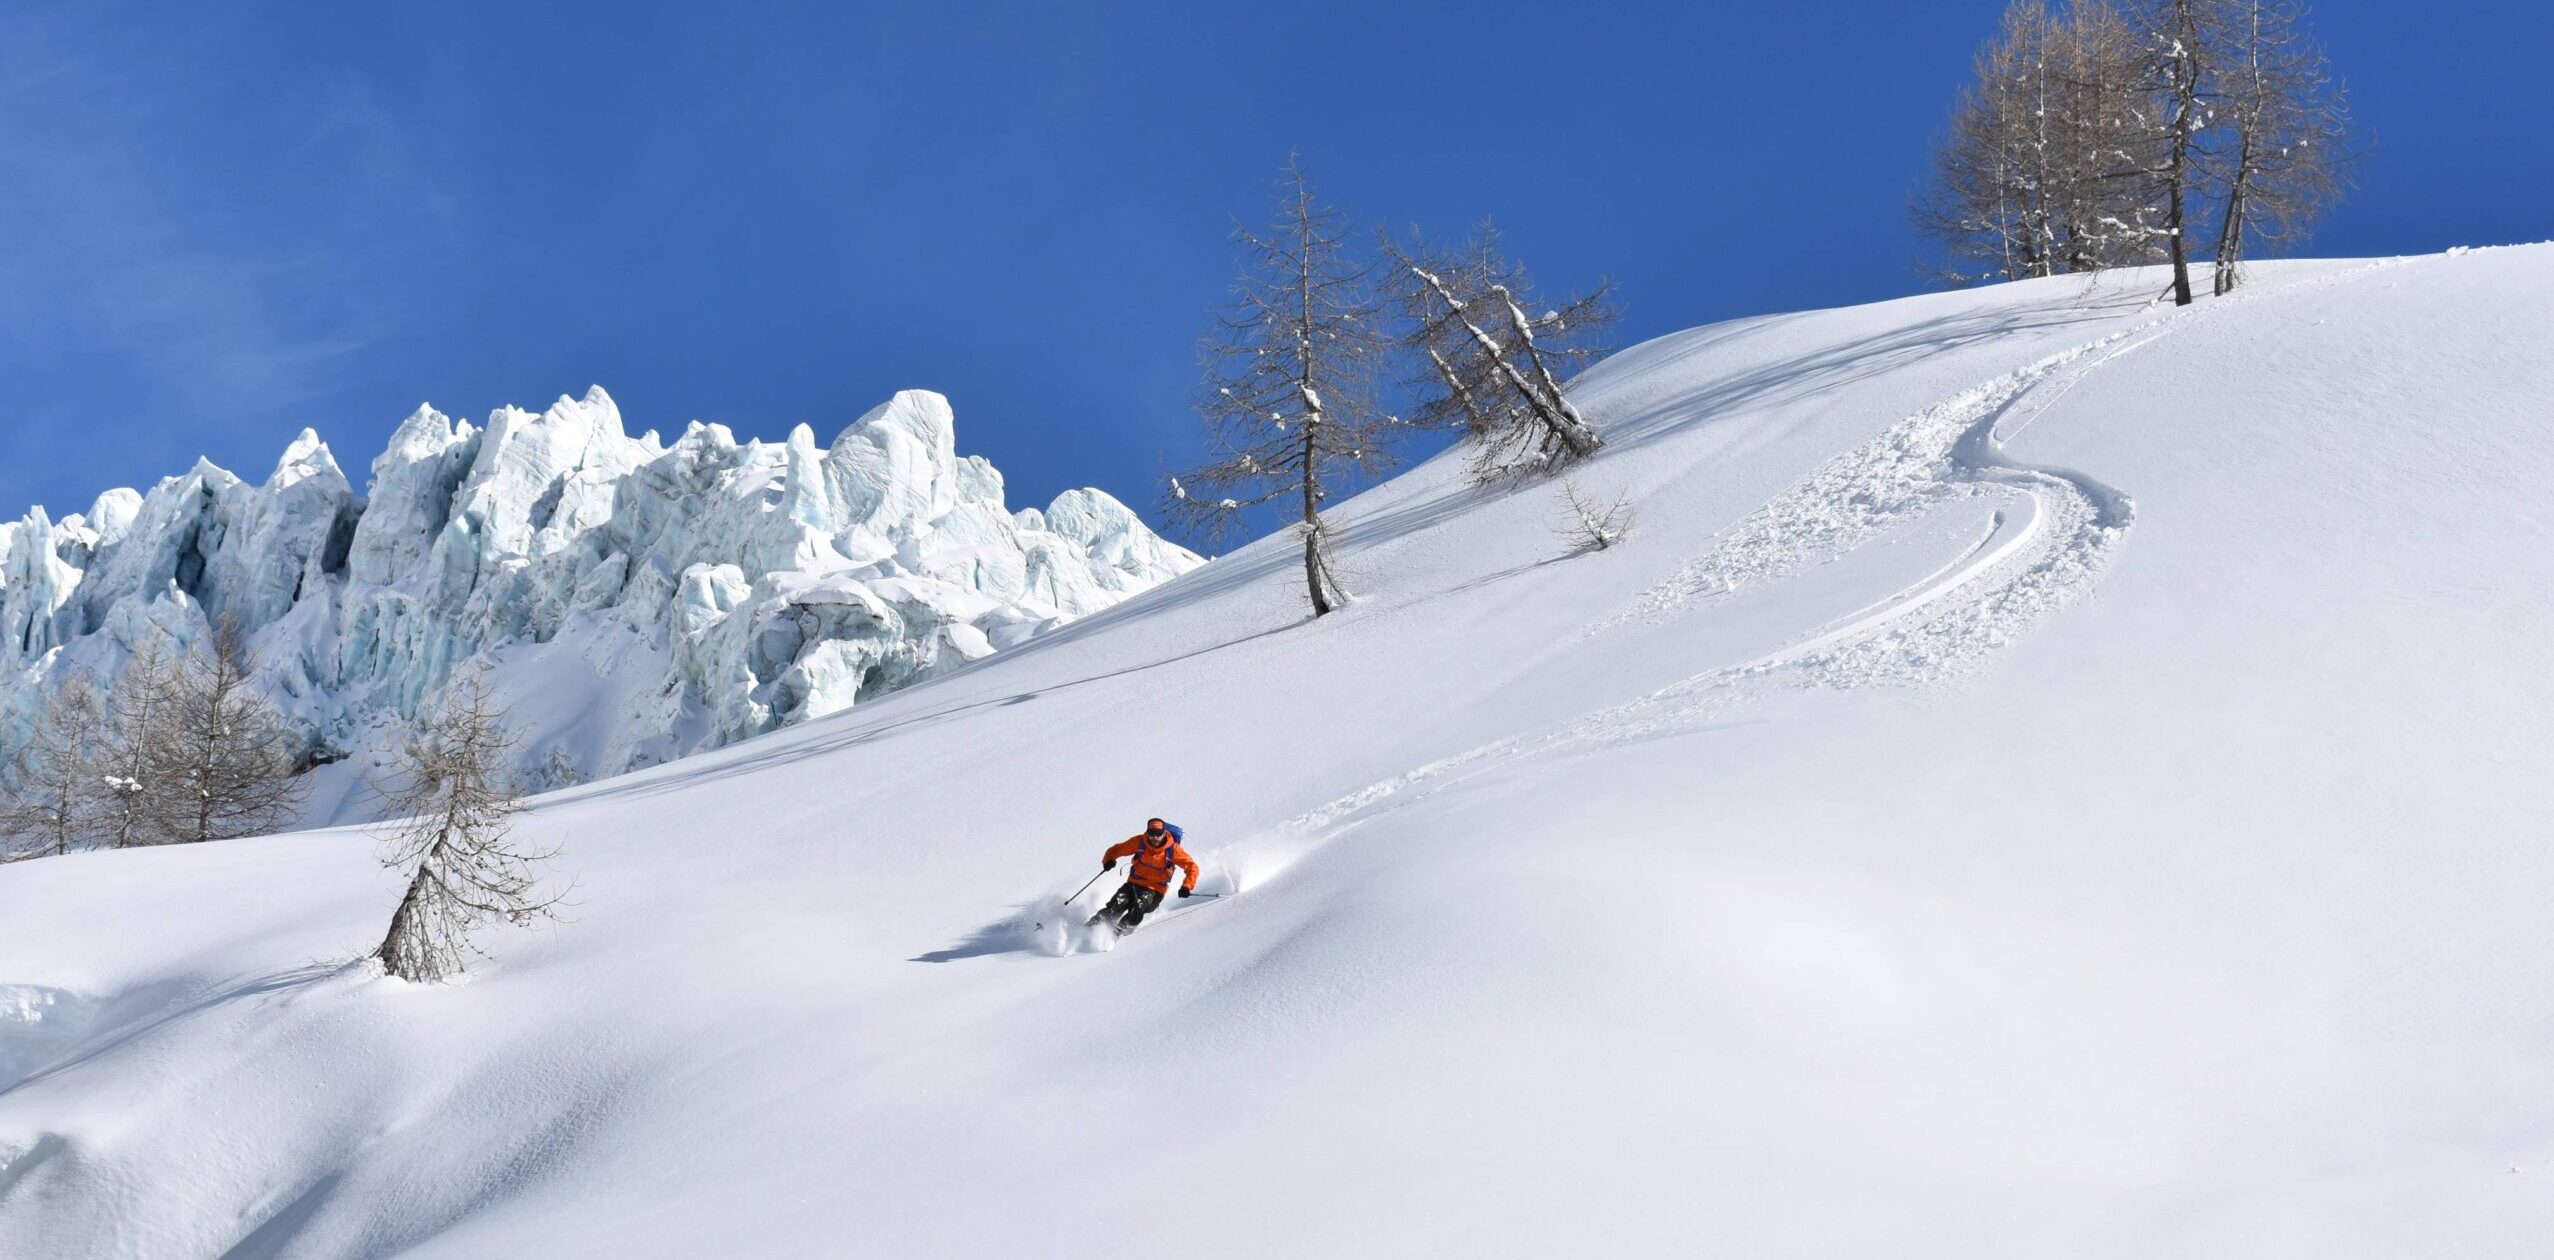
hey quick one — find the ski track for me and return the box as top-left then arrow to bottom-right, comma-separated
1595,321 -> 2158,637
1224,257 -> 2426,875
1251,326 -> 2172,854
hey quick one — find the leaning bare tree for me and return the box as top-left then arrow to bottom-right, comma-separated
0,670 -> 106,860
145,617 -> 309,844
1387,223 -> 1615,481
2206,0 -> 2350,294
1169,154 -> 1393,617
373,666 -> 561,983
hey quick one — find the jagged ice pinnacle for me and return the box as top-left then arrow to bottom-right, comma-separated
0,387 -> 1199,808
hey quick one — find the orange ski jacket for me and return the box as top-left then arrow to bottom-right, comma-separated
1104,834 -> 1200,894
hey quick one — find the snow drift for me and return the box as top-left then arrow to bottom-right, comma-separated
0,388 -> 1199,806
3,246 -> 2552,1257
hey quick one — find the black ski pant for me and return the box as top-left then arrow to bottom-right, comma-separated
1099,884 -> 1164,929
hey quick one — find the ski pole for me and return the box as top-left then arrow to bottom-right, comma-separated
1035,868 -> 1117,933
1062,868 -> 1110,906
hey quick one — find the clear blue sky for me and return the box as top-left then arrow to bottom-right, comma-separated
2,0 -> 2545,529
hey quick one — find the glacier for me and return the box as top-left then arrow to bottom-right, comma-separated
0,386 -> 1199,812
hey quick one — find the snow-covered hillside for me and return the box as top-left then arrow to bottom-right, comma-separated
0,388 -> 1198,810
5,247 -> 2552,1257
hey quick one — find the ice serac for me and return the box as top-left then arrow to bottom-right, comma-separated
0,388 -> 1201,805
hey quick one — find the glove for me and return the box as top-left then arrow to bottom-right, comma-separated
1102,859 -> 1116,871
1177,887 -> 1193,899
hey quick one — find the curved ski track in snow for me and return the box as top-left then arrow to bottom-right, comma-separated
1215,329 -> 2164,880
1599,320 -> 2157,650
1236,257 -> 2422,871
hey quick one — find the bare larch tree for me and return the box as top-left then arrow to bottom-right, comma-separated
1170,155 -> 1392,617
95,633 -> 179,848
1387,223 -> 1615,481
2206,0 -> 2351,294
1917,0 -> 2164,282
0,670 -> 106,860
373,666 -> 560,983
1919,0 -> 2069,280
2067,0 -> 2171,270
2139,0 -> 2224,306
146,617 -> 310,844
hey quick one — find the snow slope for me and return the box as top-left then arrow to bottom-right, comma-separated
3,247 -> 2551,1258
0,388 -> 1198,811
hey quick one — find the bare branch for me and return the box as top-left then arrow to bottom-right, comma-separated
1556,478 -> 1636,552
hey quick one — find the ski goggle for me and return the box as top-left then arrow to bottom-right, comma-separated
1145,820 -> 1166,837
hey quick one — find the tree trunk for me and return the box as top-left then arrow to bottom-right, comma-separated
2164,1 -> 2200,307
2214,139 -> 2254,295
192,710 -> 218,844
377,860 -> 437,980
2165,137 -> 2194,305
1497,288 -> 1601,460
1300,429 -> 1333,617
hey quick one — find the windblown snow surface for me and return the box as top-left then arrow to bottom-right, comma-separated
4,248 -> 2552,1257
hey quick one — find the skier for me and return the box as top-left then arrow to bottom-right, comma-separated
1090,818 -> 1199,934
